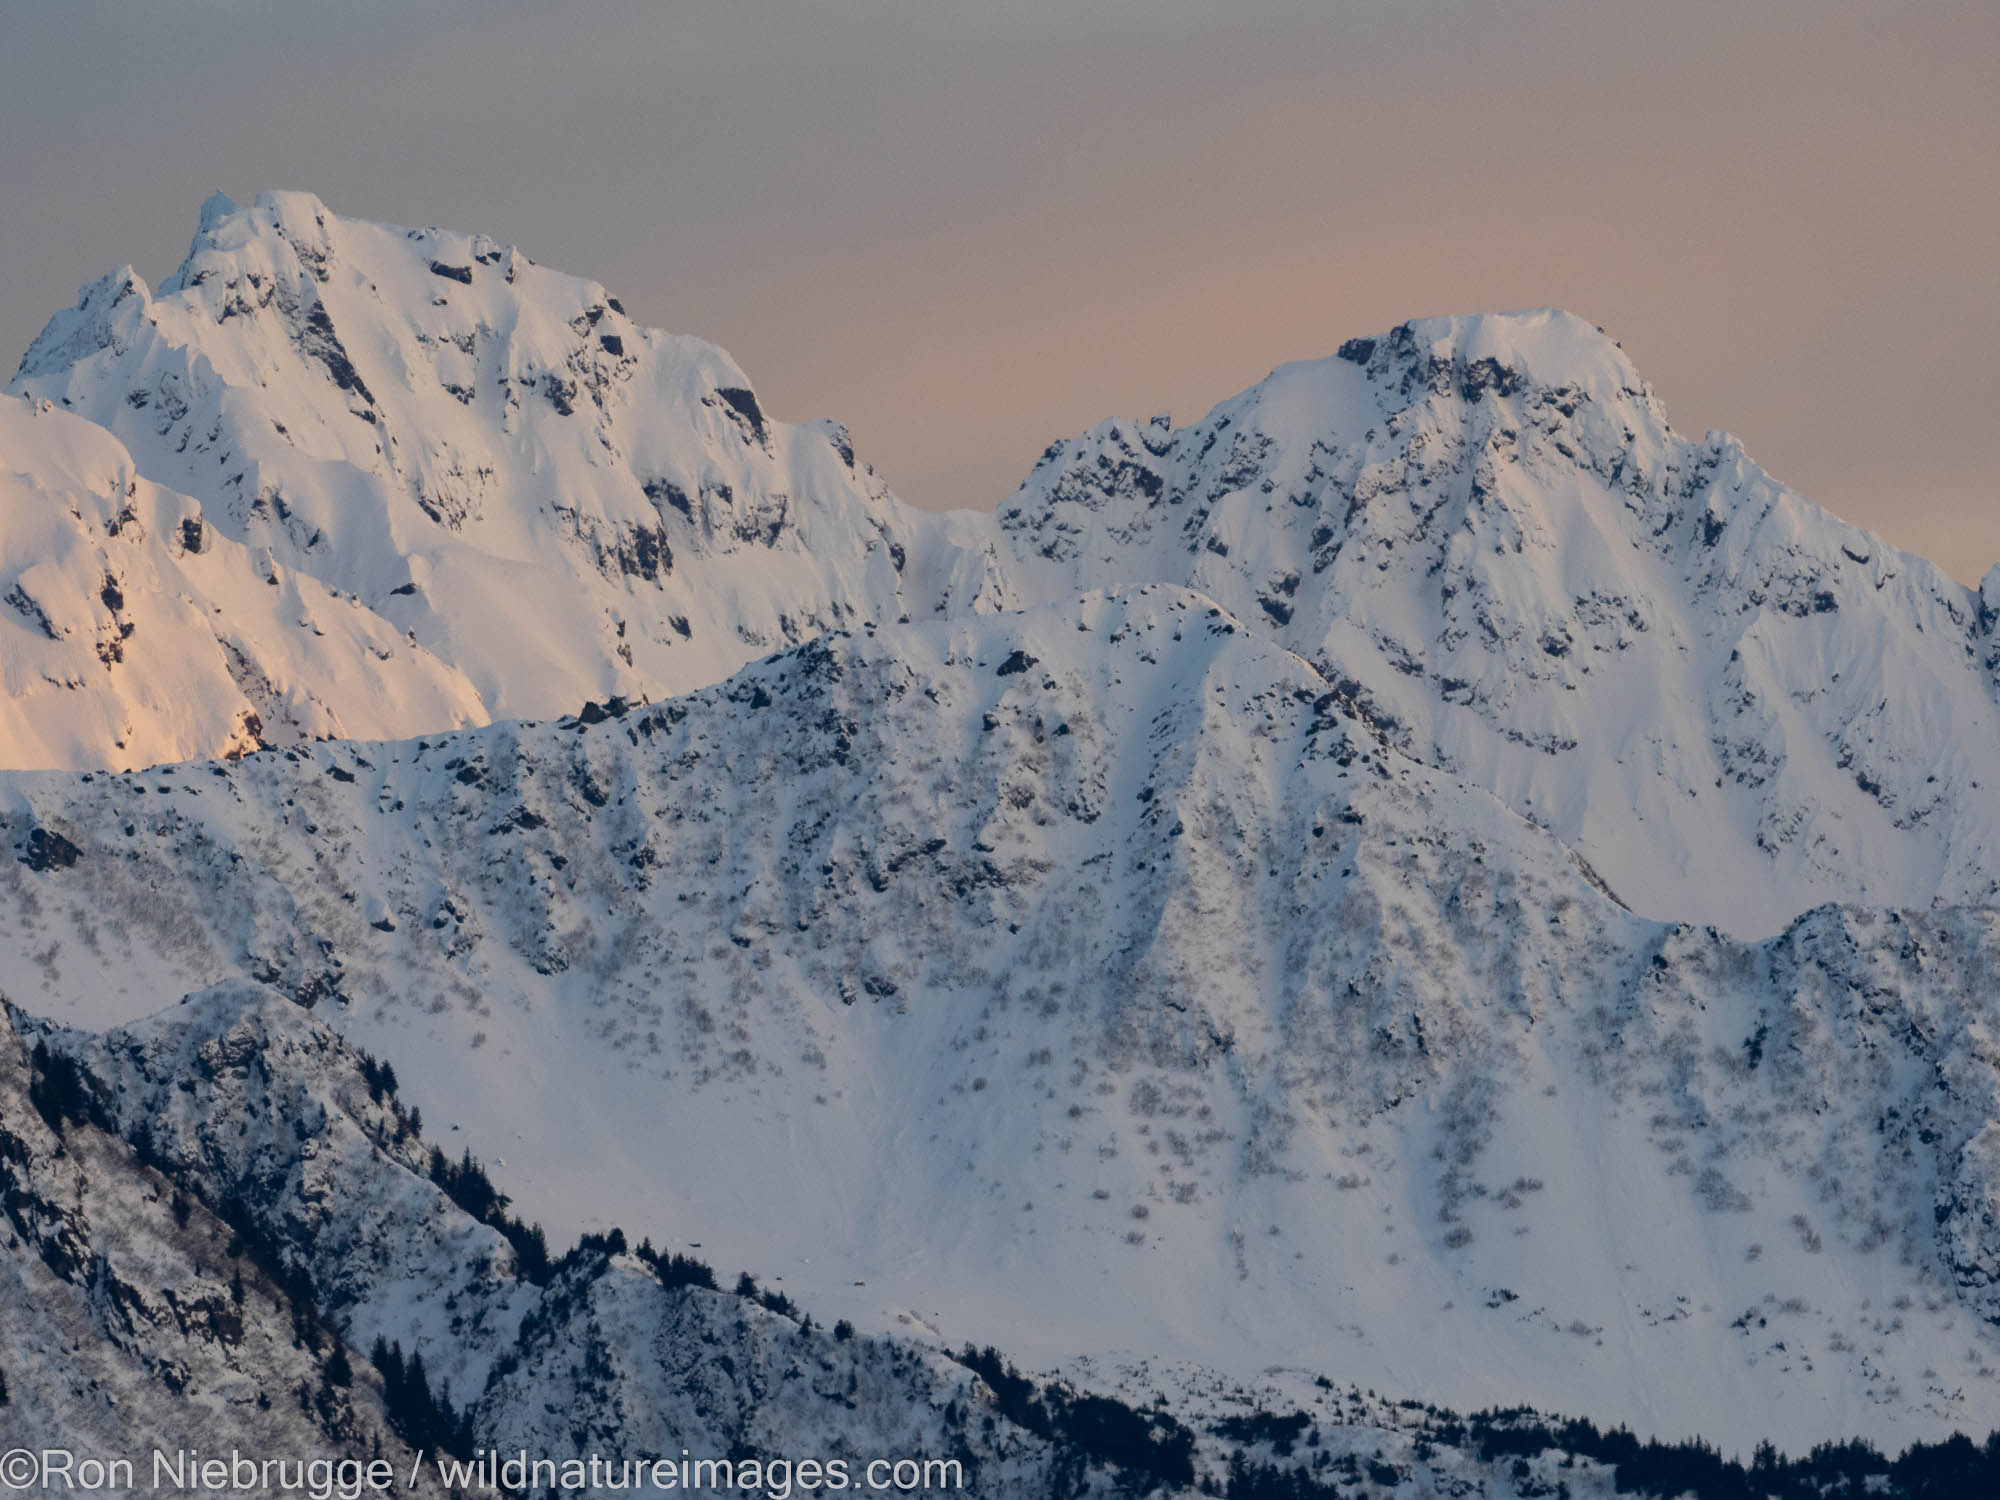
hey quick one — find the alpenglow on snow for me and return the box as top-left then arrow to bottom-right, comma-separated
6,193 -> 2000,1467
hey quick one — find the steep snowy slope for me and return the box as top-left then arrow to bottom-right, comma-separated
9,981 -> 1692,1498
7,190 -> 964,768
0,395 -> 488,768
7,594 -> 2000,1453
986,311 -> 2000,935
0,985 -> 1169,1498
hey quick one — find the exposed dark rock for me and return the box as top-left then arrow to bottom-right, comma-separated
4,584 -> 58,641
714,387 -> 768,446
19,826 -> 82,872
298,301 -> 374,408
644,478 -> 694,523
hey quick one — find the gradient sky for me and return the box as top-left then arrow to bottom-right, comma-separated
3,1 -> 1994,581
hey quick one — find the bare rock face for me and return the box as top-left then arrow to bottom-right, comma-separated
1940,1125 -> 2000,1313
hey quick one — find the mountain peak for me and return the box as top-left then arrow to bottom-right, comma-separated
988,310 -> 2000,939
3,192 -> 936,769
1333,307 -> 1650,412
195,188 -> 238,231
12,265 -> 150,384
168,186 -> 339,273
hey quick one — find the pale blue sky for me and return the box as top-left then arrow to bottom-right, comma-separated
4,1 -> 1994,577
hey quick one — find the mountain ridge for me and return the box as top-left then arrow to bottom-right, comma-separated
8,193 -> 1999,942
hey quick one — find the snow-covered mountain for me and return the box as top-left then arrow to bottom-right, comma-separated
982,311 -> 2000,936
9,192 -> 2000,1477
0,395 -> 490,770
10,197 -> 2000,944
0,990 -> 451,1488
6,190 -> 974,770
7,591 -> 2000,1455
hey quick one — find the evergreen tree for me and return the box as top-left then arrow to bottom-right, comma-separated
403,1347 -> 432,1430
653,1252 -> 716,1291
28,1041 -> 90,1129
371,1335 -> 403,1393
